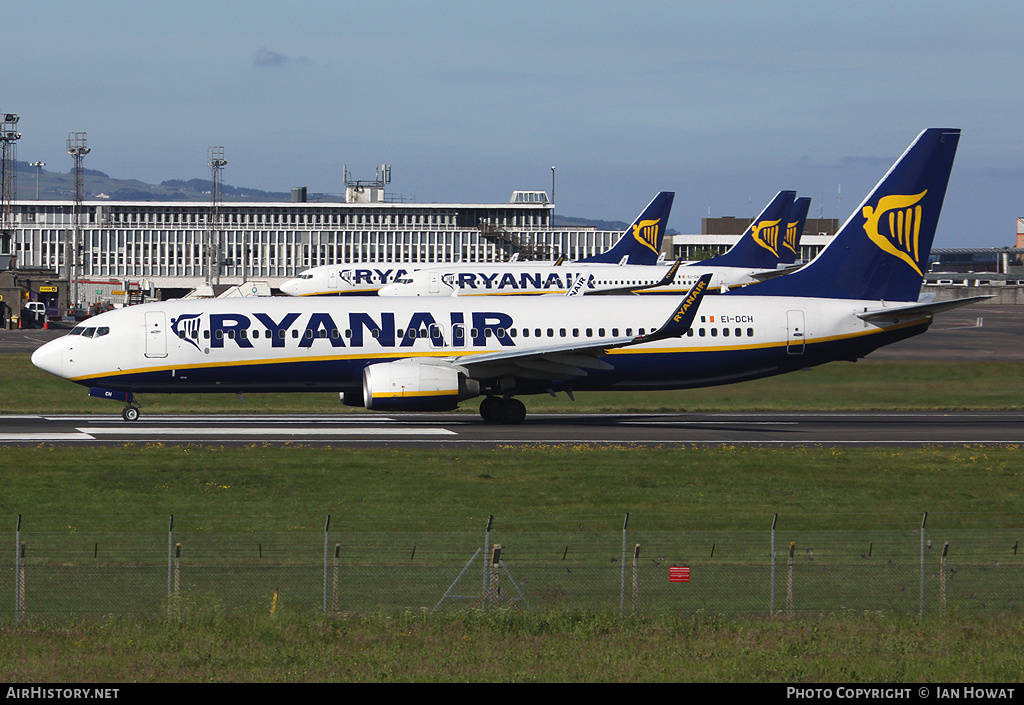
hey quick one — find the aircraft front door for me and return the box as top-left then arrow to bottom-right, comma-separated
328,269 -> 338,290
787,310 -> 805,355
145,311 -> 168,358
428,272 -> 440,294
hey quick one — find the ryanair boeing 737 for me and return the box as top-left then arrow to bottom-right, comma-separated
32,129 -> 981,424
378,192 -> 811,296
278,192 -> 676,297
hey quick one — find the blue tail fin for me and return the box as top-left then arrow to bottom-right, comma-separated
696,190 -> 796,270
739,128 -> 960,301
578,191 -> 674,265
779,196 -> 811,265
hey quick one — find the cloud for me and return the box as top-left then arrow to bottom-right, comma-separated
253,48 -> 310,68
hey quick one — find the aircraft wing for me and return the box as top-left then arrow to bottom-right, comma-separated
856,295 -> 992,322
577,259 -> 686,296
451,274 -> 712,380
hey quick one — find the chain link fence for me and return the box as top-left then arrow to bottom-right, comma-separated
2,513 -> 1022,621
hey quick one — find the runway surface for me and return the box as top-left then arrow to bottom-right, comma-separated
3,411 -> 1024,447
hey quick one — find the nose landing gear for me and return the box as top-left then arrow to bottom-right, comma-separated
89,387 -> 141,422
479,396 -> 526,424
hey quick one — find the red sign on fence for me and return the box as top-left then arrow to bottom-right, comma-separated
669,566 -> 691,583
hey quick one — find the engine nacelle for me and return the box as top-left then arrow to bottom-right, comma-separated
362,360 -> 480,411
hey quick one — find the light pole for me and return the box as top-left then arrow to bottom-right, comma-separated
550,166 -> 555,227
30,162 -> 44,199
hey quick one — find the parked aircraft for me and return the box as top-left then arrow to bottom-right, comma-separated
278,192 -> 675,297
377,191 -> 808,297
32,128 -> 981,425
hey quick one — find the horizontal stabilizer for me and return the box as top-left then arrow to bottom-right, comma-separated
856,295 -> 992,322
749,263 -> 805,282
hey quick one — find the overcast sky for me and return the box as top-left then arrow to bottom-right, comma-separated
4,1 -> 1023,246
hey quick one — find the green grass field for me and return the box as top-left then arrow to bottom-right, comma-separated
2,353 -> 1023,682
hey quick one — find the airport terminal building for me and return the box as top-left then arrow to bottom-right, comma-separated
0,191 -> 627,301
0,191 -> 839,305
0,186 -> 852,313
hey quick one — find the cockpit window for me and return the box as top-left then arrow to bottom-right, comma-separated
298,273 -> 313,280
69,326 -> 110,338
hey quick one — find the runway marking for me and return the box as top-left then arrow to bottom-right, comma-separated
45,414 -> 398,423
80,426 -> 455,437
620,420 -> 799,426
0,433 -> 96,441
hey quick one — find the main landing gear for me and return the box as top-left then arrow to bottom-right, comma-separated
479,396 -> 526,425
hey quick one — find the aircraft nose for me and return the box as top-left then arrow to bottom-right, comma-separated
377,284 -> 399,296
279,279 -> 299,296
31,338 -> 65,378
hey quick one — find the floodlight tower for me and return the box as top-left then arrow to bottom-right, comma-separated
67,132 -> 90,306
1,114 -> 21,268
30,161 -> 44,199
206,147 -> 227,286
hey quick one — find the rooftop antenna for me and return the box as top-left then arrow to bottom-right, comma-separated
207,146 -> 227,286
0,114 -> 20,267
67,132 -> 90,306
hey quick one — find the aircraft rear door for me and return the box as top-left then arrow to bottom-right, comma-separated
786,310 -> 805,355
145,311 -> 168,358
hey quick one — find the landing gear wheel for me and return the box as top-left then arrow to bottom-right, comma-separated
479,396 -> 526,425
479,396 -> 501,423
122,406 -> 140,422
497,398 -> 526,425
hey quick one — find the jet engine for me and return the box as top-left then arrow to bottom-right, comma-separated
362,360 -> 480,411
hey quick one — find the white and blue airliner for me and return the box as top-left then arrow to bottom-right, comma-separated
33,129 -> 982,424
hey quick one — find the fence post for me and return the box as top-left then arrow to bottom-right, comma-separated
940,541 -> 949,613
174,543 -> 181,595
770,514 -> 778,614
787,542 -> 795,612
483,516 -> 493,613
920,512 -> 928,618
14,515 -> 21,624
620,513 -> 629,617
488,544 -> 502,610
322,515 -> 330,615
167,515 -> 174,598
333,544 -> 340,615
632,544 -> 641,614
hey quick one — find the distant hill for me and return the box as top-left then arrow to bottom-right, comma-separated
12,161 -> 314,202
11,161 -> 671,230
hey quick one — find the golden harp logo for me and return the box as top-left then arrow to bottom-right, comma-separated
632,218 -> 662,254
782,220 -> 800,256
751,219 -> 782,256
861,190 -> 928,275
